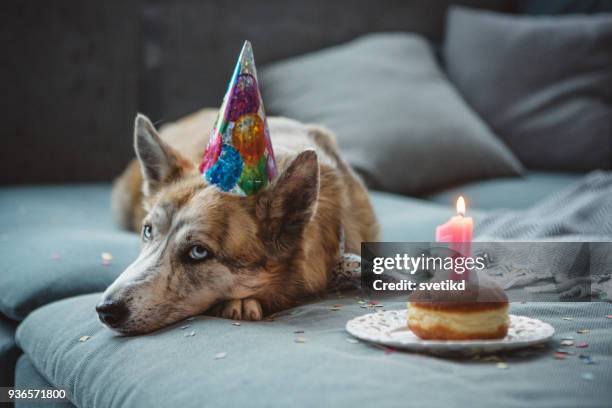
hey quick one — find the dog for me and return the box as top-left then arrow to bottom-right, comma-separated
97,108 -> 379,334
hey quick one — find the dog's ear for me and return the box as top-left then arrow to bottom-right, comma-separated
134,114 -> 194,196
256,150 -> 319,253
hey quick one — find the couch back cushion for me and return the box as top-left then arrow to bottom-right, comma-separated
444,7 -> 612,171
261,33 -> 523,195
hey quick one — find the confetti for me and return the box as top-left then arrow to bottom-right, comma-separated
577,329 -> 590,334
214,352 -> 227,360
294,337 -> 306,343
560,340 -> 574,346
553,352 -> 567,360
180,325 -> 191,330
293,329 -> 304,334
496,362 -> 508,369
346,338 -> 359,344
184,330 -> 196,337
581,372 -> 594,381
101,252 -> 113,266
383,346 -> 396,355
78,336 -> 90,342
579,354 -> 595,365
575,342 -> 588,348
562,317 -> 574,321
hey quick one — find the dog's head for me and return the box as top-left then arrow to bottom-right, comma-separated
97,114 -> 319,334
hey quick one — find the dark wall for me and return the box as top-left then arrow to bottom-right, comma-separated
1,0 -> 514,184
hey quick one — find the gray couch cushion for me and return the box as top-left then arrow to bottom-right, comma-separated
0,185 -> 139,320
14,355 -> 75,408
444,7 -> 612,172
0,316 -> 19,387
261,33 -> 523,196
370,191 -> 486,241
17,293 -> 612,408
427,171 -> 582,210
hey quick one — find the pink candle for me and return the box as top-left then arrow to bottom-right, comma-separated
435,197 -> 473,277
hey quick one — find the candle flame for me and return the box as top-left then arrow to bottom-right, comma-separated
456,196 -> 466,216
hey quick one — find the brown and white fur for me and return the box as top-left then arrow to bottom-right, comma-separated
98,108 -> 378,334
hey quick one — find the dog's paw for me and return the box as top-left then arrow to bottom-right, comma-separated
242,298 -> 263,321
215,298 -> 263,321
219,299 -> 243,320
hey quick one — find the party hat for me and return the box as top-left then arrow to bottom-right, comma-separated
199,41 -> 277,196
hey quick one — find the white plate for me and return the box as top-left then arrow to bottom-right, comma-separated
346,310 -> 554,356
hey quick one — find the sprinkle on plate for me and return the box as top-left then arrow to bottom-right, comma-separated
560,340 -> 574,346
575,342 -> 588,348
215,352 -> 227,360
293,329 -> 304,334
577,329 -> 590,334
496,362 -> 508,369
295,337 -> 306,343
184,330 -> 196,337
78,336 -> 90,343
562,317 -> 574,321
553,352 -> 567,360
232,322 -> 241,326
346,338 -> 359,344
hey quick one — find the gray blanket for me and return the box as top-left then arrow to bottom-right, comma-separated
474,171 -> 612,300
476,171 -> 612,240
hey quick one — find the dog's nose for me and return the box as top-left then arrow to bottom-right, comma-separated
96,301 -> 129,328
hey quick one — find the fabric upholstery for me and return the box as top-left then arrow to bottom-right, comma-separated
444,7 -> 612,171
0,316 -> 19,386
16,293 -> 612,408
0,185 -> 139,320
14,355 -> 74,408
427,171 -> 582,210
261,33 -> 523,195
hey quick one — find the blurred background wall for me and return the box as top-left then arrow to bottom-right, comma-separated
2,0 -> 608,184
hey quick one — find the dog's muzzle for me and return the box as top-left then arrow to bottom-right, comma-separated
96,301 -> 129,328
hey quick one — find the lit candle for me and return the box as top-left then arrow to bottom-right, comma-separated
435,196 -> 473,261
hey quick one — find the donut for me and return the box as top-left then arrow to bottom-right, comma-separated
407,277 -> 509,340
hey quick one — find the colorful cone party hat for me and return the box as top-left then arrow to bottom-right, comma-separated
199,41 -> 277,196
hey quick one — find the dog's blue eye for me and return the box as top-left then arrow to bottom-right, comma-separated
143,224 -> 153,241
189,245 -> 208,261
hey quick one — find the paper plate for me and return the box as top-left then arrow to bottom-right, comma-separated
346,310 -> 554,356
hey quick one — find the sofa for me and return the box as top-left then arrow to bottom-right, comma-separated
2,1 -> 611,407
5,172 -> 612,408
